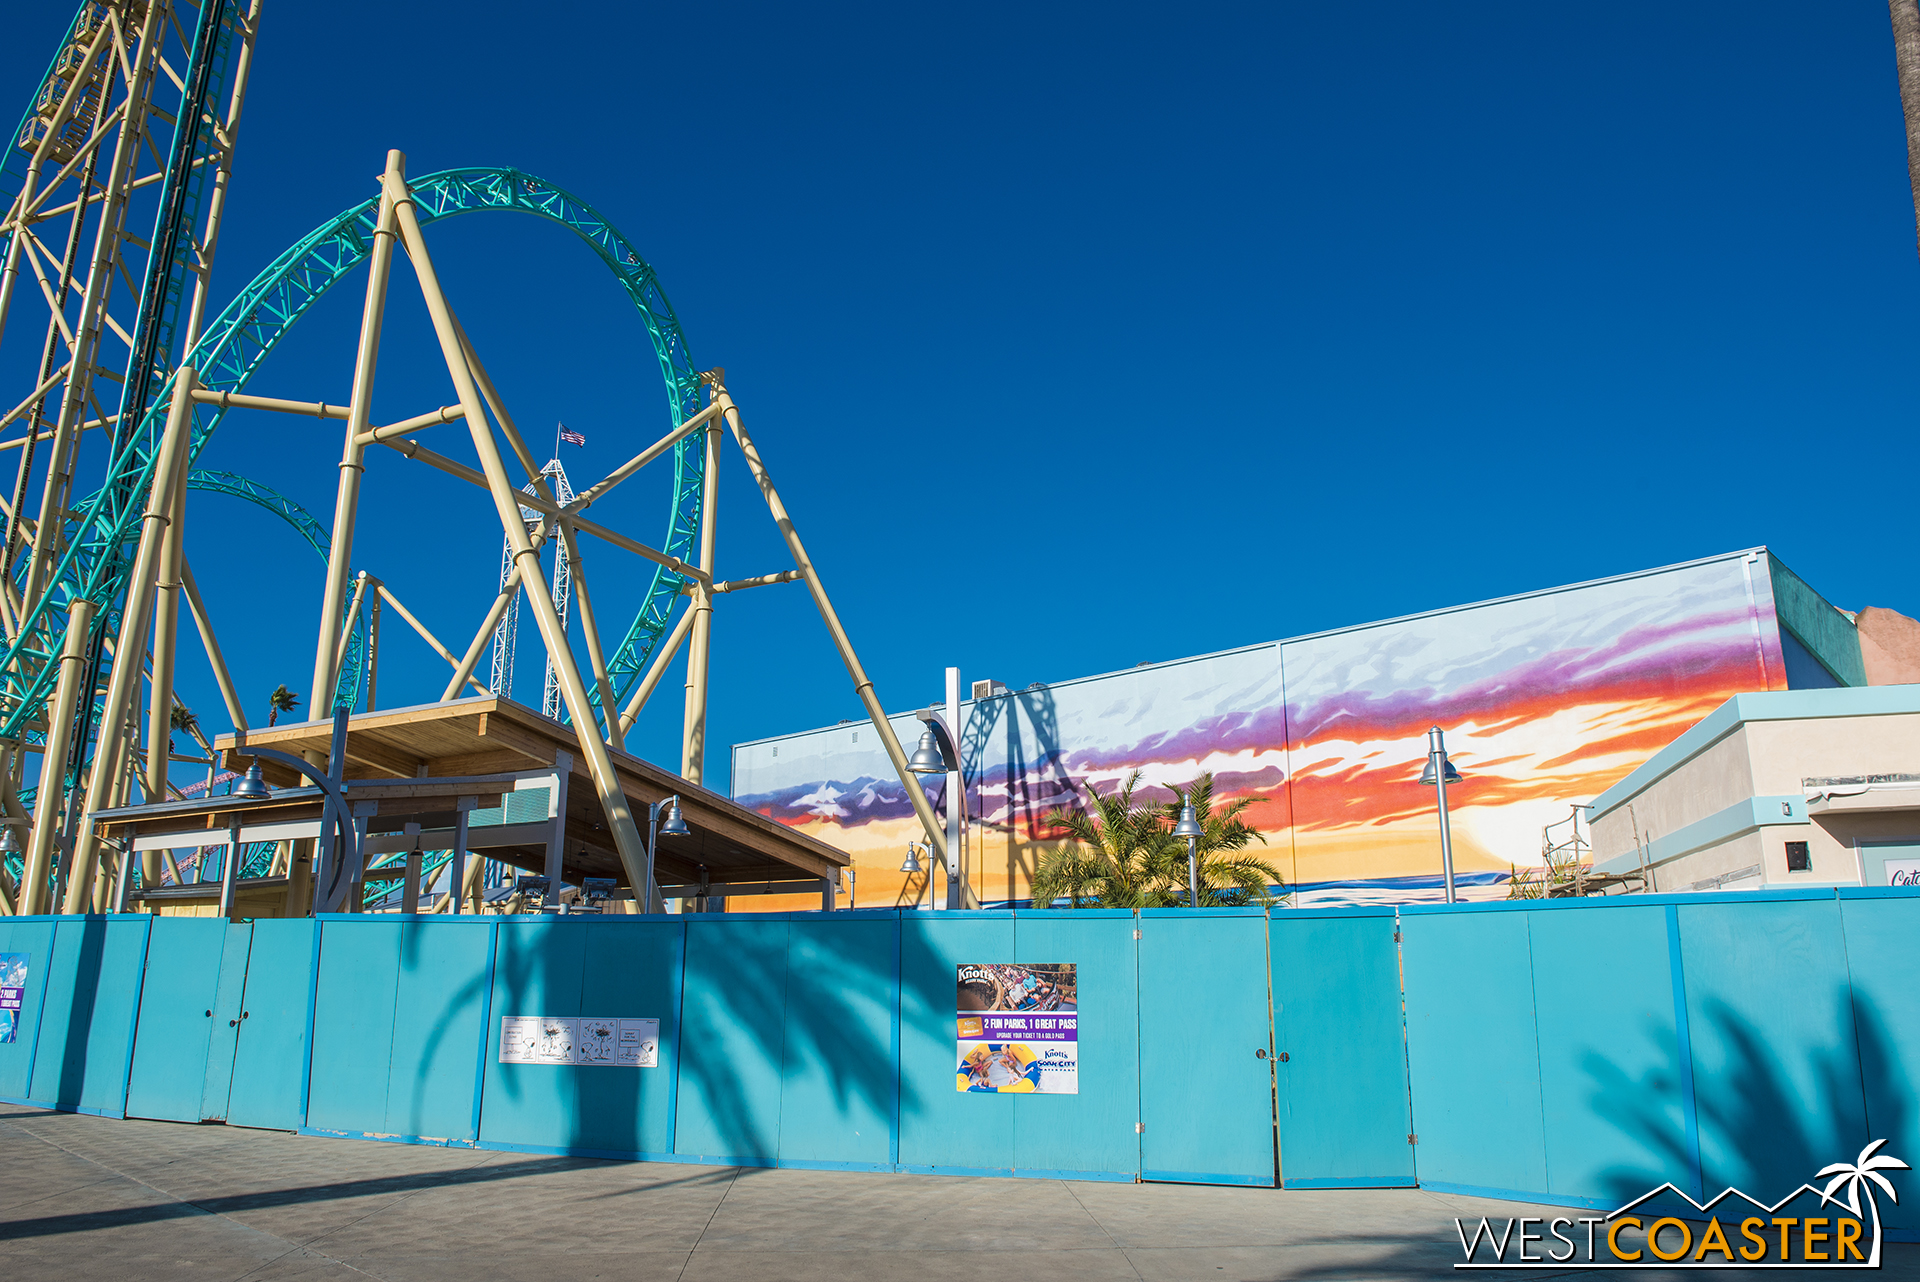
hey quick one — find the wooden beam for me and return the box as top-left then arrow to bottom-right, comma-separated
341,738 -> 424,779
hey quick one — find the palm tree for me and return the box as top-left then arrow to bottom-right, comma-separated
167,702 -> 214,759
266,684 -> 300,727
1032,771 -> 1287,908
1160,773 -> 1287,907
1032,771 -> 1184,909
1818,1139 -> 1909,1266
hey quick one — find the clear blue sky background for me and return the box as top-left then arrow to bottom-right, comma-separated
5,1 -> 1917,784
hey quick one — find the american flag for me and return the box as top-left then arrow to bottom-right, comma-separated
558,424 -> 586,447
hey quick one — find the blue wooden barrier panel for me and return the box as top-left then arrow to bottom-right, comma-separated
0,917 -> 58,1103
573,917 -> 685,1159
225,918 -> 318,1131
478,916 -> 589,1154
1140,907 -> 1272,1186
896,911 -> 1015,1175
1400,904 -> 1549,1200
198,922 -> 254,1121
124,917 -> 230,1123
306,916 -> 496,1144
1012,910 -> 1139,1182
1676,891 -> 1868,1205
1270,908 -> 1409,1189
19,891 -> 1919,1206
1838,889 -> 1920,1235
674,915 -> 792,1165
384,919 -> 494,1143
477,915 -> 685,1160
777,912 -> 897,1172
26,915 -> 151,1116
1526,900 -> 1689,1208
305,918 -> 401,1137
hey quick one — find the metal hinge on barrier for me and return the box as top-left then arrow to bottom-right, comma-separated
1135,1122 -> 1145,1133
1408,1133 -> 1419,1145
1393,931 -> 1402,943
1132,929 -> 1141,940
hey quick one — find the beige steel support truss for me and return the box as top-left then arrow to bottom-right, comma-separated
681,419 -> 720,782
41,147 -> 954,912
21,600 -> 95,914
63,367 -> 198,911
309,152 -> 402,720
380,156 -> 652,891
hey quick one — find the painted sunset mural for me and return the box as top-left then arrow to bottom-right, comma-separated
730,552 -> 1790,908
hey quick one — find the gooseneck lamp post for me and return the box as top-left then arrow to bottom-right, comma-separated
1418,726 -> 1464,904
1173,801 -> 1205,908
907,667 -> 967,910
644,796 -> 688,912
900,841 -> 929,910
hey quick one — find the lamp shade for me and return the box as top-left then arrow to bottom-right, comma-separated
1172,803 -> 1205,840
659,797 -> 690,837
899,844 -> 923,874
0,826 -> 18,855
1417,756 -> 1462,786
907,729 -> 945,775
231,762 -> 270,800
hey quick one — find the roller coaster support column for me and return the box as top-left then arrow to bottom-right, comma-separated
143,461 -> 190,889
383,160 -> 651,893
22,600 -> 95,914
64,368 -> 199,913
309,150 -> 403,728
681,408 -> 721,782
22,2 -> 169,616
706,374 -> 952,875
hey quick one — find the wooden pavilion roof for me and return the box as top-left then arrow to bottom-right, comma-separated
204,695 -> 846,889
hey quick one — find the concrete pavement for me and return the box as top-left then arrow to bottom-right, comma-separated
3,1103 -> 1914,1281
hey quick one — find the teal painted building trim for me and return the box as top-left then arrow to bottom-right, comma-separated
1592,796 -> 1805,877
1588,686 -> 1920,823
1769,554 -> 1865,687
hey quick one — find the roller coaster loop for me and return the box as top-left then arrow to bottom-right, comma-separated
1,167 -> 703,752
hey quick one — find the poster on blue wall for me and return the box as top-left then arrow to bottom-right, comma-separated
0,952 -> 27,1044
956,963 -> 1077,1093
500,1016 -> 659,1066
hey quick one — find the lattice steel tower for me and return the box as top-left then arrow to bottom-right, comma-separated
489,458 -> 575,721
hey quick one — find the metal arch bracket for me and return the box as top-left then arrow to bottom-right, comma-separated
230,712 -> 361,914
914,708 -> 961,773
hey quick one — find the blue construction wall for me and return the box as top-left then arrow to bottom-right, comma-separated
2,888 -> 1916,1222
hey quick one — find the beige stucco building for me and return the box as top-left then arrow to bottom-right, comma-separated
1587,687 -> 1920,893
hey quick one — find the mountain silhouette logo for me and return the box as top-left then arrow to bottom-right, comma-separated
1455,1141 -> 1909,1269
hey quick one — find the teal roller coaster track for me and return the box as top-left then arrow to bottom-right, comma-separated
1,168 -> 705,786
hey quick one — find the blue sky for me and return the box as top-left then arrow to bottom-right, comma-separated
4,1 -> 1916,785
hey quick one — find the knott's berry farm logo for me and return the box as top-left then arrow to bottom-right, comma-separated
1456,1141 -> 1909,1269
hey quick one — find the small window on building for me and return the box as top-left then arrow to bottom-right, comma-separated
1785,841 -> 1811,873
772,746 -> 778,758
852,731 -> 859,743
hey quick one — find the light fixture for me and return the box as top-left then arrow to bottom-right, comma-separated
1421,726 -> 1462,905
907,728 -> 945,775
900,843 -> 923,874
231,762 -> 270,800
0,827 -> 18,855
1172,803 -> 1205,840
659,797 -> 689,837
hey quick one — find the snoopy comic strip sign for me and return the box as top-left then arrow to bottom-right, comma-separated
500,1017 -> 659,1067
956,963 -> 1078,1093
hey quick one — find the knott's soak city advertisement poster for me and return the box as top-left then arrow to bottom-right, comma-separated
955,963 -> 1077,1093
0,952 -> 27,1044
